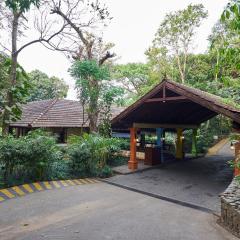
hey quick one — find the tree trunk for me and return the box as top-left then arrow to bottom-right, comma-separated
2,12 -> 19,136
89,111 -> 98,133
88,77 -> 100,133
88,98 -> 99,132
176,53 -> 185,84
215,48 -> 219,83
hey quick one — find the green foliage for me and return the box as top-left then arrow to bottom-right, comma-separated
152,4 -> 208,83
67,134 -> 122,178
0,55 -> 30,126
230,132 -> 240,141
0,131 -> 127,187
98,86 -> 124,136
70,60 -> 123,132
5,0 -> 40,12
70,60 -> 110,105
71,60 -> 110,82
112,63 -> 150,100
0,54 -> 9,110
184,116 -> 231,153
107,155 -> 128,167
185,54 -> 214,85
27,70 -> 69,102
100,165 -> 113,178
210,20 -> 240,80
47,158 -> 71,180
145,47 -> 177,84
155,4 -> 208,48
0,130 -> 62,187
221,0 -> 240,31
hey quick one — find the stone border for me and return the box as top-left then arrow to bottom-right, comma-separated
219,177 -> 240,238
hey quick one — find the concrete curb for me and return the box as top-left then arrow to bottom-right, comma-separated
0,178 -> 100,203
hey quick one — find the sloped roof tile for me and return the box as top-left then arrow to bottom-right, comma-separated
10,99 -> 125,128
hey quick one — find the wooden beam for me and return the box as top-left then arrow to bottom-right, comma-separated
145,96 -> 187,103
163,84 -> 166,101
133,123 -> 199,129
176,128 -> 184,159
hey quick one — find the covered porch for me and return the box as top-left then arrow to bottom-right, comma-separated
112,79 -> 240,173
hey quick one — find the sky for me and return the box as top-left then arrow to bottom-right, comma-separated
18,0 -> 229,100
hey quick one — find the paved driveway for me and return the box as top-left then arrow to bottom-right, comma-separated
109,143 -> 235,213
0,183 -> 237,240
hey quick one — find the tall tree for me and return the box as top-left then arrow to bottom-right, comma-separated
152,4 -> 208,83
209,21 -> 240,82
0,0 -> 67,135
145,46 -> 179,86
27,70 -> 69,102
48,0 -> 116,132
70,60 -> 123,133
112,63 -> 150,96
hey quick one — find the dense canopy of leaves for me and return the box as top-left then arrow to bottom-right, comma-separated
221,0 -> 240,31
152,4 -> 208,83
70,60 -> 123,133
27,70 -> 69,102
112,63 -> 150,94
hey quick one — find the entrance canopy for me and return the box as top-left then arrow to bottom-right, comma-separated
112,79 -> 240,130
112,79 -> 240,170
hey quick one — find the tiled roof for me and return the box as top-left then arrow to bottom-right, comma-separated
167,80 -> 240,113
10,99 -> 125,128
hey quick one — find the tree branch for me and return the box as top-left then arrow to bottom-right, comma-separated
99,51 -> 115,65
51,7 -> 89,47
15,24 -> 67,55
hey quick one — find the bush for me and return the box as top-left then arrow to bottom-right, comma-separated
184,116 -> 231,154
0,130 -> 62,187
67,134 -> 122,178
47,158 -> 71,180
0,131 -> 125,187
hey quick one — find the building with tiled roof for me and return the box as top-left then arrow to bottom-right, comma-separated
10,99 -> 125,142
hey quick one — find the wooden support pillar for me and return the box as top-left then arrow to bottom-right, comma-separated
234,141 -> 240,177
128,127 -> 138,170
156,128 -> 164,163
176,128 -> 183,159
156,128 -> 163,147
191,129 -> 197,157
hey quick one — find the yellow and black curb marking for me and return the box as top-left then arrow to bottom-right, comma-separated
0,178 -> 100,203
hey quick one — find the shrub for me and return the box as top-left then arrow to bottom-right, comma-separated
99,165 -> 113,178
23,132 -> 62,181
0,136 -> 26,186
0,131 -> 125,187
67,134 -> 122,178
184,116 -> 231,154
0,130 -> 62,187
47,158 -> 71,180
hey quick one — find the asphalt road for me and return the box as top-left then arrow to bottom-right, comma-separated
109,144 -> 234,213
0,182 -> 237,240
